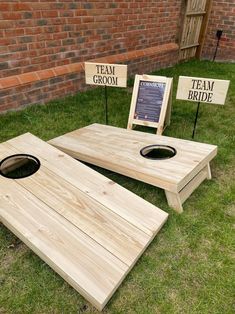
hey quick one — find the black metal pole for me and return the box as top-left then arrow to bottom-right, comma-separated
213,38 -> 220,61
192,101 -> 200,139
104,85 -> 108,125
213,30 -> 223,62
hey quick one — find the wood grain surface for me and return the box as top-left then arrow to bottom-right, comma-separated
0,133 -> 168,310
49,123 -> 217,193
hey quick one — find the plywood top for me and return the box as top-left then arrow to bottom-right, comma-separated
0,133 -> 168,311
49,124 -> 217,193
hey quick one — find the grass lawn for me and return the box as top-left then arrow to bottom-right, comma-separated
0,60 -> 234,314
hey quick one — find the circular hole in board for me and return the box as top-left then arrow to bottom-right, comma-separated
0,154 -> 40,179
140,145 -> 177,160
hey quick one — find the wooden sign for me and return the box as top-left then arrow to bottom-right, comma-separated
176,76 -> 230,105
127,74 -> 173,135
85,62 -> 127,87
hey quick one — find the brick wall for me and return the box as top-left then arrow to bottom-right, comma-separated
201,0 -> 235,61
0,0 -> 181,113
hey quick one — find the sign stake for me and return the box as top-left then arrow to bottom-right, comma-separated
176,76 -> 230,138
192,101 -> 201,139
84,62 -> 127,125
104,85 -> 108,125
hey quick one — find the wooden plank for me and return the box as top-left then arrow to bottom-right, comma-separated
0,133 -> 168,310
157,78 -> 173,135
1,146 -> 149,266
196,0 -> 213,58
130,118 -> 161,129
6,134 -> 168,237
180,43 -> 199,50
0,155 -> 28,173
49,124 -> 217,195
164,80 -> 173,127
179,165 -> 208,203
0,141 -> 166,266
0,177 -> 128,311
186,11 -> 206,16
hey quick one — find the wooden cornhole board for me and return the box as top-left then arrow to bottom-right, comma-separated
49,124 -> 217,213
0,133 -> 168,311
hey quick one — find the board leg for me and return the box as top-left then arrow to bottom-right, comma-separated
165,191 -> 183,213
207,163 -> 212,180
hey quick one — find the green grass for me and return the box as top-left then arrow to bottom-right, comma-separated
0,60 -> 234,314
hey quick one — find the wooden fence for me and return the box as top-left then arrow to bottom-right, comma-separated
179,0 -> 212,60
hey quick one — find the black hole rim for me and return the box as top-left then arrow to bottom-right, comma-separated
140,144 -> 177,160
0,154 -> 41,179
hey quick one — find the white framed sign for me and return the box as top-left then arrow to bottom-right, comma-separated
127,74 -> 173,135
176,76 -> 230,105
85,62 -> 127,87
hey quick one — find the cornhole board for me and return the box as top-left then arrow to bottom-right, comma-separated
0,133 -> 168,311
49,124 -> 217,213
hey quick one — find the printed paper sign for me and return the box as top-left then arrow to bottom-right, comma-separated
134,81 -> 166,123
127,74 -> 173,135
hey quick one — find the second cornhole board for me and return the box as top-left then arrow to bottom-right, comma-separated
0,133 -> 168,311
49,124 -> 217,213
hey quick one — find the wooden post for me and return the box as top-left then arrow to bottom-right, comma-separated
196,0 -> 213,59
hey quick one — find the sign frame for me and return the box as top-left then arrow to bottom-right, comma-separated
176,76 -> 230,105
85,62 -> 128,125
85,62 -> 127,88
176,76 -> 230,138
127,74 -> 173,135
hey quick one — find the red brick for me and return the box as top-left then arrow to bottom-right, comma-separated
75,9 -> 88,16
0,38 -> 16,45
37,69 -> 55,80
0,76 -> 20,89
31,56 -> 49,65
0,3 -> 11,11
5,28 -> 25,37
2,12 -> 22,20
0,20 -> 12,29
67,63 -> 83,73
18,72 -> 39,85
82,16 -> 95,23
31,3 -> 51,10
53,32 -> 68,40
12,3 -> 31,11
42,11 -> 58,18
25,27 -> 43,35
53,65 -> 70,76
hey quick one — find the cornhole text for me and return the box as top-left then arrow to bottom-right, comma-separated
93,65 -> 117,85
188,79 -> 214,102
